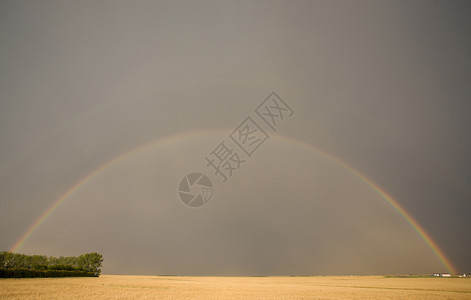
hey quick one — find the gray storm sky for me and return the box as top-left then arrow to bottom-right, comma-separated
1,0 -> 470,275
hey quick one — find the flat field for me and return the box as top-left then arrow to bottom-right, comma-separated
1,275 -> 470,299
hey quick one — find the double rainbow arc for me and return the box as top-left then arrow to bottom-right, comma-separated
9,130 -> 457,274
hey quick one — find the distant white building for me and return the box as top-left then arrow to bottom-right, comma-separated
432,273 -> 452,277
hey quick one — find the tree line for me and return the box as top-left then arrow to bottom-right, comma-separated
0,251 -> 103,278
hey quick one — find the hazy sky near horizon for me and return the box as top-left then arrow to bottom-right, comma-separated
1,0 -> 470,275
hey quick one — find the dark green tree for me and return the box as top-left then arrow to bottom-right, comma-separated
78,253 -> 103,276
0,251 -> 103,277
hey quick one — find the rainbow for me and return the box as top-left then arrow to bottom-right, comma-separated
9,130 -> 457,274
277,135 -> 457,274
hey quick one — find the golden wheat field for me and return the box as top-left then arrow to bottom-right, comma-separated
1,275 -> 470,299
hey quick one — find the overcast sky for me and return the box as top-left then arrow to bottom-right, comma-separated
1,0 -> 470,275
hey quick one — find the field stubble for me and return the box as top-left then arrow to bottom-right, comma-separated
1,275 -> 470,299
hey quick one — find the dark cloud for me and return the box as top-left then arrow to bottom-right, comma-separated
1,0 -> 470,274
